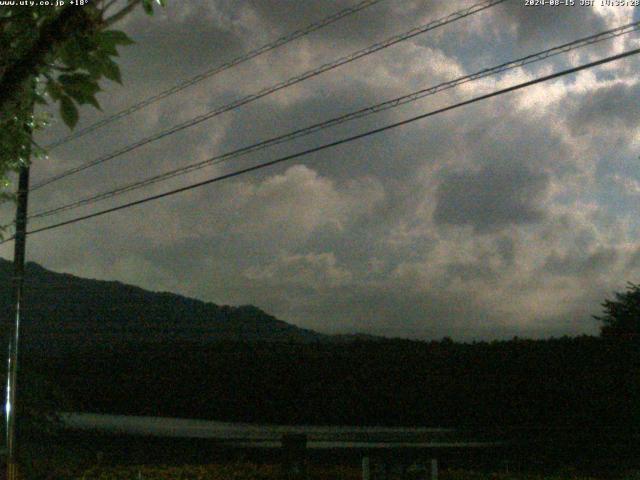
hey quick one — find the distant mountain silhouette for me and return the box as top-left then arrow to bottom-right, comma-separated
0,259 -> 329,352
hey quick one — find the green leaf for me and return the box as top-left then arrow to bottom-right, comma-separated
87,95 -> 101,110
82,54 -> 106,80
101,58 -> 122,84
58,73 -> 101,105
59,95 -> 78,129
142,0 -> 154,14
33,92 -> 47,105
99,30 -> 134,47
59,40 -> 89,69
45,81 -> 63,101
58,72 -> 94,87
98,41 -> 118,57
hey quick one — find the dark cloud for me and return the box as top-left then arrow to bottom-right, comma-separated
120,2 -> 247,81
433,164 -> 548,233
495,2 -> 607,46
627,247 -> 640,272
542,247 -> 618,277
494,236 -> 515,265
445,262 -> 497,282
243,0 -> 442,46
567,82 -> 640,135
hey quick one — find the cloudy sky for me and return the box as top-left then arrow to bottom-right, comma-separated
3,0 -> 640,341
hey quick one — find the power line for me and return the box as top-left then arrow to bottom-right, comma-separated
44,0 -> 387,150
25,20 -> 640,222
3,45 -> 637,244
31,0 -> 508,191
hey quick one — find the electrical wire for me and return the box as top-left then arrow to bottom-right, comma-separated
25,20 -> 640,223
2,45 -> 637,244
31,0 -> 508,191
44,0 -> 388,150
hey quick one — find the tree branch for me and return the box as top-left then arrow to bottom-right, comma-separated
104,0 -> 142,27
0,6 -> 96,119
102,0 -> 121,13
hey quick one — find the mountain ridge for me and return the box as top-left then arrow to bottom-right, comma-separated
0,258 -> 334,351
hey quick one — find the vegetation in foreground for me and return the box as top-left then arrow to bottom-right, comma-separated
28,464 -> 628,480
36,463 -> 359,480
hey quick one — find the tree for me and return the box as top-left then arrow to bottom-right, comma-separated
1,2 -> 166,476
594,282 -> 640,339
0,0 -> 165,197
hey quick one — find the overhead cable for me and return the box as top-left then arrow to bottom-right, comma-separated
31,0 -> 507,191
3,45 -> 637,244
44,0 -> 388,150
26,20 -> 640,222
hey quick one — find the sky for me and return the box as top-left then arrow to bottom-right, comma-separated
3,0 -> 640,341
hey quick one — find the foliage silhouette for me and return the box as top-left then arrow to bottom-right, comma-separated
594,282 -> 640,339
0,0 -> 164,198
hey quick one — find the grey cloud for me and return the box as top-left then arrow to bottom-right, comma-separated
275,279 -> 593,341
494,236 -> 515,266
463,104 -> 577,178
542,247 -> 618,277
567,82 -> 640,136
495,2 -> 607,46
627,247 -> 640,272
121,2 -> 247,76
248,279 -> 491,339
243,0 -> 442,46
433,164 -> 548,233
445,262 -> 497,282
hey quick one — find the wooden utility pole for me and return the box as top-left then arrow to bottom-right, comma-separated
6,164 -> 30,480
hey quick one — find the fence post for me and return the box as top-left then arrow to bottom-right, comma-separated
431,458 -> 438,480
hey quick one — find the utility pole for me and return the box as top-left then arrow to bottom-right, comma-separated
6,162 -> 30,480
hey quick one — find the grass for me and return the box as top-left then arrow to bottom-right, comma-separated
18,462 -> 638,479
75,463 -> 360,480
